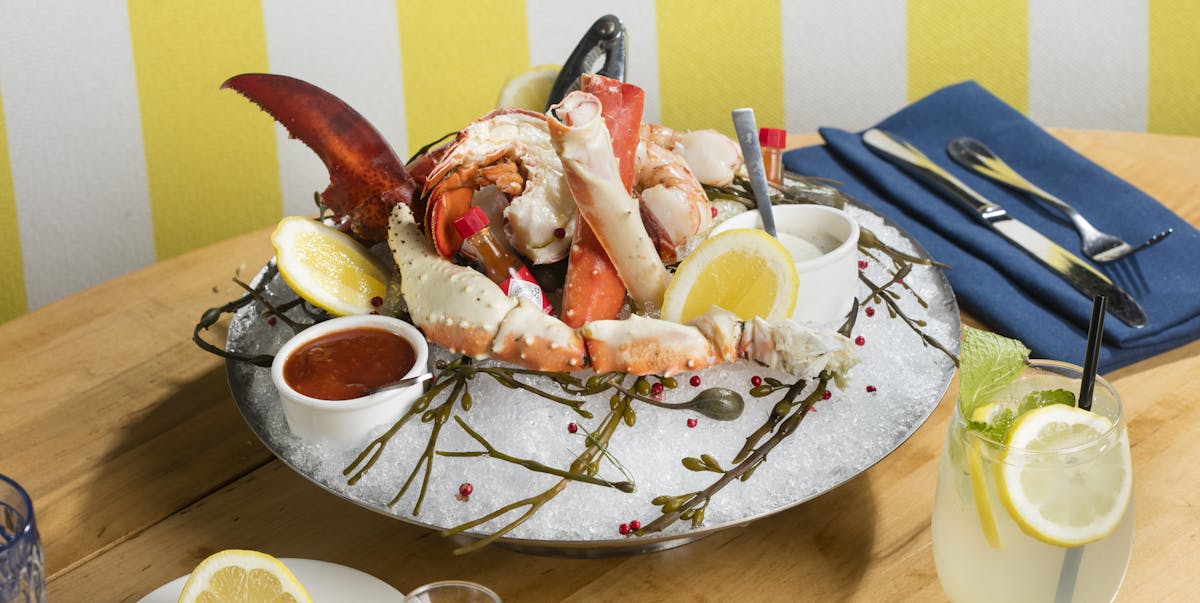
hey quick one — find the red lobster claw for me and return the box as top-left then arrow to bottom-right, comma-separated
222,73 -> 416,243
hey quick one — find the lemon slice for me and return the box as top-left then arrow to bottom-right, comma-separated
497,64 -> 560,110
966,403 -> 1005,548
997,404 -> 1132,547
272,216 -> 391,317
661,228 -> 798,324
178,549 -> 312,603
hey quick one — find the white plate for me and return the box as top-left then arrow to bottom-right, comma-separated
137,558 -> 403,602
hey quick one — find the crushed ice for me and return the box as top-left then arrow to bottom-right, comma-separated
225,207 -> 958,544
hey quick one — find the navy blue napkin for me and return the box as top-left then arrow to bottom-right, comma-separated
783,81 -> 1200,371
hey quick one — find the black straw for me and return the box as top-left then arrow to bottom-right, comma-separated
1078,295 -> 1107,411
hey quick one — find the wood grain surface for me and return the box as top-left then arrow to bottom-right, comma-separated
1,130 -> 1196,602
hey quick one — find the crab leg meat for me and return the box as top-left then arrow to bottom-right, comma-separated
389,205 -> 587,369
490,297 -> 587,373
549,91 -> 671,312
224,73 -> 859,379
560,74 -> 642,327
388,202 -> 857,378
389,204 -> 518,357
582,315 -> 719,376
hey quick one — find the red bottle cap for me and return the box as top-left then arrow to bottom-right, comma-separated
758,127 -> 787,149
452,206 -> 489,239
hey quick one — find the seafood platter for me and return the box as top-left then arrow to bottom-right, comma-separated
204,17 -> 961,556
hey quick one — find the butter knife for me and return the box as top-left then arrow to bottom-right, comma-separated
861,128 -> 1147,328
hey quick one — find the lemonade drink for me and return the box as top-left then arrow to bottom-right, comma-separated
932,359 -> 1133,603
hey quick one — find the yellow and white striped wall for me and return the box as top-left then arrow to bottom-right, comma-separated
1,1 -> 1197,322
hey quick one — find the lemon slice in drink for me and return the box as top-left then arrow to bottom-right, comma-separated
661,229 -> 798,324
997,404 -> 1132,547
497,64 -> 560,110
178,549 -> 312,603
272,216 -> 391,316
966,403 -> 1005,548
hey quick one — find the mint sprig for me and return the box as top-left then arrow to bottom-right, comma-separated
967,408 -> 1016,442
958,326 -> 1031,417
1018,388 -> 1075,414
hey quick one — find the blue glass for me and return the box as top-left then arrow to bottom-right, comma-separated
0,475 -> 43,603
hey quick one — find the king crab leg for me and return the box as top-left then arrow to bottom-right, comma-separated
559,74 -> 641,327
548,91 -> 671,312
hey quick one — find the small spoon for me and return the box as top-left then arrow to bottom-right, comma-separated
613,384 -> 746,421
366,372 -> 433,396
732,107 -> 778,238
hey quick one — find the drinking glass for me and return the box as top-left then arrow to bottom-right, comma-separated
403,580 -> 502,603
931,360 -> 1133,603
0,475 -> 44,603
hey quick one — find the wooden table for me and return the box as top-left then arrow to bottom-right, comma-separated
3,130 -> 1196,602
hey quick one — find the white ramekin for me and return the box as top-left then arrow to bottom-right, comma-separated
270,315 -> 430,447
711,204 -> 860,325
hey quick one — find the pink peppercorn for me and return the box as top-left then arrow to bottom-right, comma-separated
855,335 -> 866,346
858,260 -> 868,270
866,385 -> 877,393
822,390 -> 832,400
458,483 -> 473,497
690,375 -> 701,387
711,207 -> 718,218
687,418 -> 698,428
567,422 -> 578,434
865,307 -> 875,317
751,375 -> 763,387
370,296 -> 383,307
267,316 -> 277,327
629,519 -> 641,531
618,523 -> 630,535
651,382 -> 664,395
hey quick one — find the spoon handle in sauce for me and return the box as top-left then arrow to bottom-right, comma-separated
731,107 -> 778,238
367,372 -> 433,395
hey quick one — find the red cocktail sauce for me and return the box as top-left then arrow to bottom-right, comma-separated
282,327 -> 417,401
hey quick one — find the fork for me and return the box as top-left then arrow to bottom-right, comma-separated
947,137 -> 1172,263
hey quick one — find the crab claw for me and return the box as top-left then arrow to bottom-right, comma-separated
221,73 -> 416,243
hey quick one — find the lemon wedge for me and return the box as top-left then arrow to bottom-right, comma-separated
272,216 -> 391,317
177,549 -> 312,603
997,404 -> 1132,547
661,228 -> 798,324
497,64 -> 560,110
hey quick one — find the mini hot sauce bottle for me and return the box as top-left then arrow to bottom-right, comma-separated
453,206 -> 554,314
758,127 -> 788,185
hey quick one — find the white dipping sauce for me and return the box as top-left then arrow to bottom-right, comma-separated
776,231 -> 824,261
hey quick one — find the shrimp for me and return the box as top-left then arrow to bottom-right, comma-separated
640,124 -> 744,187
635,139 -> 713,263
423,109 -> 576,264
